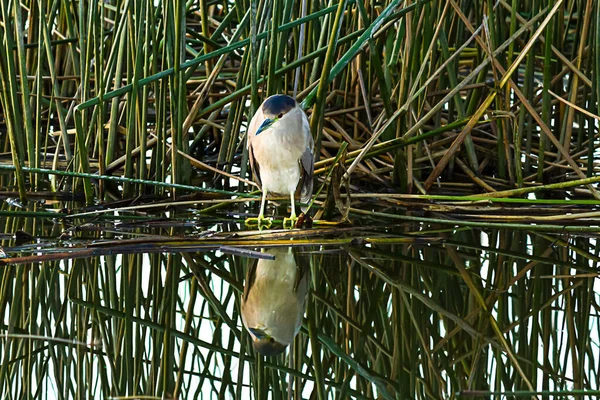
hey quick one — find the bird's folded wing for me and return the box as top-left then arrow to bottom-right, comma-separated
292,247 -> 310,304
248,145 -> 262,189
247,109 -> 264,189
242,258 -> 258,304
300,119 -> 314,205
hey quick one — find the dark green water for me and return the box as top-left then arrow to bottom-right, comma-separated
0,198 -> 598,399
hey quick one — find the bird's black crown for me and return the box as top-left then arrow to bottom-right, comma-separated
252,339 -> 287,356
261,94 -> 296,117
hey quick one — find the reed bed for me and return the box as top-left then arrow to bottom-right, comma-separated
1,214 -> 600,399
1,0 -> 600,398
0,0 -> 598,207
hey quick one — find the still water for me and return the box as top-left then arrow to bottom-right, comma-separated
0,201 -> 598,399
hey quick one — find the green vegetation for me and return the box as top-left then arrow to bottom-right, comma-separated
1,0 -> 600,398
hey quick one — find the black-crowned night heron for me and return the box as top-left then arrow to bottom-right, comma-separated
241,247 -> 309,357
245,94 -> 314,229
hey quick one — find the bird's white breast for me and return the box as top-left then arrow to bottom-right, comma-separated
242,250 -> 303,344
251,109 -> 309,195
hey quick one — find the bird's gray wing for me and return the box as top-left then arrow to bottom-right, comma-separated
248,144 -> 262,189
299,114 -> 314,206
247,108 -> 264,189
242,258 -> 258,304
292,247 -> 310,333
292,247 -> 310,297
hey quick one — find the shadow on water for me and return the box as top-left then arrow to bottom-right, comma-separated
0,196 -> 599,399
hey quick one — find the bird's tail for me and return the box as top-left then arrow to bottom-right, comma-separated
300,179 -> 313,213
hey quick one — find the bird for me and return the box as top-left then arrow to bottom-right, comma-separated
245,94 -> 314,229
241,247 -> 310,357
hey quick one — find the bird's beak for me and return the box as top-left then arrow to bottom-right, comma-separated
255,118 -> 277,135
248,327 -> 268,339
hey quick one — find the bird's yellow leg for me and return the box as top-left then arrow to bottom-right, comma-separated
245,189 -> 273,229
283,191 -> 298,229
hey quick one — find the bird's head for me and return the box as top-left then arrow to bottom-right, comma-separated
255,94 -> 298,135
248,327 -> 288,356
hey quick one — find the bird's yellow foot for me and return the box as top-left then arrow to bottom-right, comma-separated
245,216 -> 273,230
282,214 -> 298,229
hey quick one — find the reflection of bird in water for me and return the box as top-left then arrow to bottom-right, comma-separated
246,94 -> 314,229
241,247 -> 310,356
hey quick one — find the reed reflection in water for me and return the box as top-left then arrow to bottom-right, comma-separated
1,224 -> 599,399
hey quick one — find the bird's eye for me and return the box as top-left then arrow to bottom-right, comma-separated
278,113 -> 283,119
